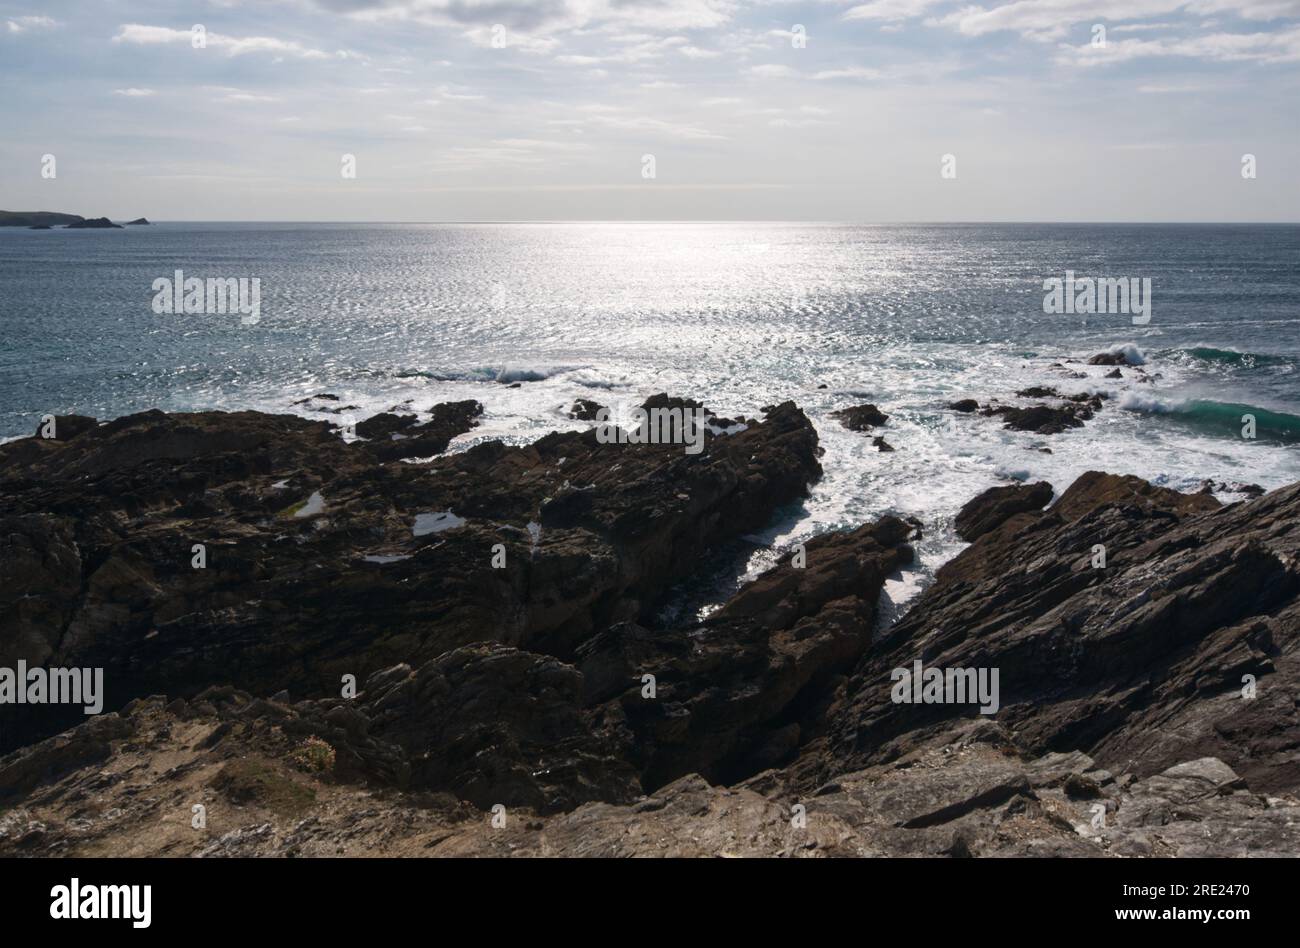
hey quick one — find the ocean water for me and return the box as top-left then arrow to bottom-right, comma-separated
3,222 -> 1298,607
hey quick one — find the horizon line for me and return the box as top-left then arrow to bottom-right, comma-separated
9,219 -> 1300,226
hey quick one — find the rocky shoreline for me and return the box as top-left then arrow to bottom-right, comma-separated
1,395 -> 1297,857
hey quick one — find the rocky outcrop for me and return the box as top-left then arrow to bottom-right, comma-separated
2,396 -> 1298,859
577,517 -> 915,789
803,472 -> 1298,805
568,399 -> 605,421
831,404 -> 888,431
1088,350 -> 1137,366
64,217 -> 123,229
954,481 -> 1053,541
984,403 -> 1090,434
6,699 -> 1297,857
0,400 -> 821,752
355,400 -> 482,460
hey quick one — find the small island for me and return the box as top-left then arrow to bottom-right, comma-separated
65,217 -> 124,229
125,218 -> 151,225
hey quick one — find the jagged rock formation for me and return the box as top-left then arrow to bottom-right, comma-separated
954,481 -> 1053,541
0,399 -> 820,754
63,218 -> 123,229
831,404 -> 888,431
1,399 -> 1297,858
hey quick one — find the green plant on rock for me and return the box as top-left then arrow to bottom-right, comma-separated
288,736 -> 336,774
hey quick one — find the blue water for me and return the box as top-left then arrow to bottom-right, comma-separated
3,222 -> 1298,603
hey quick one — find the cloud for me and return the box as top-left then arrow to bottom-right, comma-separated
550,111 -> 725,140
113,24 -> 330,59
843,0 -> 945,22
813,66 -> 883,80
427,136 -> 593,171
5,15 -> 58,33
113,87 -> 156,97
205,87 -> 282,103
749,63 -> 799,78
936,1 -> 1300,43
1056,25 -> 1300,65
431,84 -> 485,100
317,1 -> 737,33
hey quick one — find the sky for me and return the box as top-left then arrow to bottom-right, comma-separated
2,0 -> 1299,221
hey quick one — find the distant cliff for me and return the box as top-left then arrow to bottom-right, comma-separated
1,210 -> 145,228
0,210 -> 85,227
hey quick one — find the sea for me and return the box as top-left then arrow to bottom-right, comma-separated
3,221 -> 1298,609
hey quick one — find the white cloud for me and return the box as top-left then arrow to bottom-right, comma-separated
114,24 -> 329,59
937,1 -> 1300,42
844,0 -> 945,22
206,87 -> 281,103
550,111 -> 725,140
113,87 -> 156,97
749,63 -> 799,78
812,66 -> 883,80
328,0 -> 737,33
5,15 -> 58,33
1057,26 -> 1300,65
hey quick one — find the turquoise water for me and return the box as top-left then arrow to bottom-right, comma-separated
3,221 -> 1298,602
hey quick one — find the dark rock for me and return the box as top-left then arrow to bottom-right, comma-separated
360,645 -> 639,812
1087,350 -> 1135,366
1105,368 -> 1123,379
948,399 -> 980,413
831,404 -> 889,431
872,436 -> 895,452
63,218 -> 123,229
577,516 -> 915,789
124,218 -> 151,225
568,399 -> 605,421
989,404 -> 1087,434
32,415 -> 97,441
801,471 -> 1300,805
0,398 -> 821,753
953,481 -> 1053,541
1199,480 -> 1266,498
355,412 -> 418,440
357,401 -> 483,461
